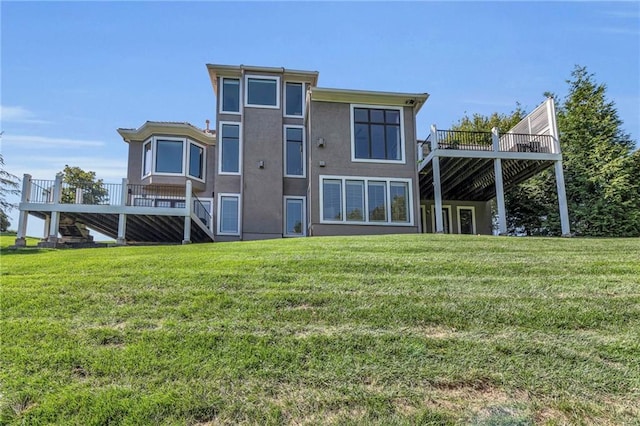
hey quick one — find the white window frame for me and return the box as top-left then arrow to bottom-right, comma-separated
217,193 -> 241,236
456,206 -> 477,235
244,75 -> 281,109
319,175 -> 413,226
431,205 -> 453,234
218,121 -> 242,176
283,125 -> 306,178
284,196 -> 306,237
142,139 -> 152,178
284,81 -> 304,118
140,136 -> 206,183
350,104 -> 406,164
219,77 -> 242,115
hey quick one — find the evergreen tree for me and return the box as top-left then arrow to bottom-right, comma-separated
0,153 -> 20,215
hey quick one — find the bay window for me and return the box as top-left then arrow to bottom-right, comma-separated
141,137 -> 206,181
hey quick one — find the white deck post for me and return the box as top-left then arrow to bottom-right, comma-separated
117,214 -> 127,245
492,126 -> 500,152
43,215 -> 51,240
430,124 -> 438,151
14,174 -> 31,247
48,173 -> 63,243
183,180 -> 192,244
120,178 -> 129,206
492,128 -> 507,235
432,156 -> 444,233
554,160 -> 571,236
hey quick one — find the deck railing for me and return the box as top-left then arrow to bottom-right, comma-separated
498,133 -> 555,153
436,130 -> 493,151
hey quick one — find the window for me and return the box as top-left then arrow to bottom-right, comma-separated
189,143 -> 204,179
220,123 -> 241,174
345,180 -> 365,221
368,181 -> 387,222
285,82 -> 303,117
245,76 -> 280,108
284,197 -> 305,237
457,206 -> 476,235
352,105 -> 404,163
390,182 -> 409,223
284,126 -> 304,177
143,141 -> 152,176
322,179 -> 342,221
218,194 -> 240,235
320,176 -> 413,225
156,140 -> 183,174
221,78 -> 240,113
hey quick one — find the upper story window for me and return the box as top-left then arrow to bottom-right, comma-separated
285,82 -> 303,117
245,75 -> 280,109
219,122 -> 241,175
142,137 -> 206,181
351,105 -> 404,163
221,78 -> 240,114
284,126 -> 305,178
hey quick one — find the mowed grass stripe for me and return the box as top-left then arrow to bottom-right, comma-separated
1,234 -> 639,424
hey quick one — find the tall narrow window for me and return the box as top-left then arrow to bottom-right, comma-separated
285,127 -> 304,177
143,141 -> 152,176
220,123 -> 240,174
219,195 -> 239,235
156,140 -> 183,174
189,143 -> 204,179
322,180 -> 342,221
345,180 -> 365,221
285,82 -> 303,116
390,182 -> 409,223
285,197 -> 305,237
457,207 -> 476,234
367,181 -> 387,222
221,78 -> 240,113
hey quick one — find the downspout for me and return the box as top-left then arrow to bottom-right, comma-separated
239,66 -> 245,240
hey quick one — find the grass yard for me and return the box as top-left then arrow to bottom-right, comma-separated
1,234 -> 639,425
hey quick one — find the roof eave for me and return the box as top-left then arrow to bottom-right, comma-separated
117,122 -> 216,145
310,87 -> 429,113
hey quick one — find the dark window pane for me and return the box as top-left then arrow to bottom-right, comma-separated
156,140 -> 183,173
354,124 -> 369,158
221,124 -> 239,173
345,180 -> 364,221
189,143 -> 204,179
222,123 -> 239,138
354,108 -> 368,122
459,208 -> 474,234
386,125 -> 400,160
370,124 -> 386,159
286,127 -> 303,142
247,78 -> 277,106
222,78 -> 240,112
385,110 -> 400,124
323,180 -> 342,221
390,182 -> 408,222
370,109 -> 385,123
285,82 -> 303,116
286,140 -> 303,175
220,197 -> 239,233
368,182 -> 386,221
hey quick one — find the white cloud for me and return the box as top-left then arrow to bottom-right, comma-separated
0,105 -> 51,125
2,134 -> 105,148
5,155 -> 127,181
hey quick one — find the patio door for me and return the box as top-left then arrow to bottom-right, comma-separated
431,205 -> 452,233
457,206 -> 476,235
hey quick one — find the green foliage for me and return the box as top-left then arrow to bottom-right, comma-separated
451,104 -> 526,134
0,210 -> 10,232
60,165 -> 109,205
2,235 -> 639,424
0,154 -> 20,214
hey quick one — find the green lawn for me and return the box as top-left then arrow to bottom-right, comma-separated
1,234 -> 639,425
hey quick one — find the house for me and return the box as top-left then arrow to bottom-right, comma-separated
14,63 -> 570,247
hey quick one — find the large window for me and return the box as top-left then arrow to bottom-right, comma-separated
352,106 -> 404,163
221,78 -> 240,113
218,194 -> 240,235
219,123 -> 241,174
284,197 -> 306,237
284,126 -> 305,177
285,82 -> 303,117
245,75 -> 280,108
156,140 -> 184,174
142,137 -> 206,181
320,176 -> 412,225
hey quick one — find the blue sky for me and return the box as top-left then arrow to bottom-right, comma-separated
2,1 -> 639,232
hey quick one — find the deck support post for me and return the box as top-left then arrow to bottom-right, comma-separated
47,173 -> 63,244
554,160 -> 571,236
183,180 -> 192,244
117,214 -> 127,245
43,215 -> 51,241
14,174 -> 32,247
493,158 -> 507,235
432,156 -> 444,233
